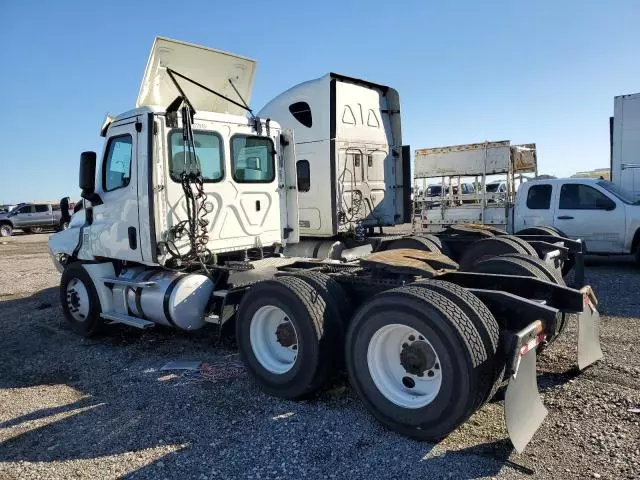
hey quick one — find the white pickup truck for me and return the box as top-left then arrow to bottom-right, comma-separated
515,178 -> 640,257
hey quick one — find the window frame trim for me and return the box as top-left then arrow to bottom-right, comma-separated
230,134 -> 276,184
526,184 -> 553,210
167,129 -> 225,184
34,204 -> 50,213
558,183 -> 616,211
296,159 -> 311,193
102,133 -> 134,193
288,101 -> 313,128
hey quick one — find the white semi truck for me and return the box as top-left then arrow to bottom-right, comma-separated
611,92 -> 640,198
48,37 -> 602,452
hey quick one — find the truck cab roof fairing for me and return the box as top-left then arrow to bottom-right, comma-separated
137,37 -> 257,116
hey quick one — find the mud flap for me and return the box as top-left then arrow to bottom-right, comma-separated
504,321 -> 548,453
577,286 -> 603,370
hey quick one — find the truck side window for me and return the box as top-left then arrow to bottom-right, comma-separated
13,205 -> 33,214
526,184 -> 552,209
169,130 -> 223,182
559,184 -> 614,210
296,160 -> 310,192
231,135 -> 275,183
103,135 -> 133,191
288,102 -> 312,128
34,205 -> 49,213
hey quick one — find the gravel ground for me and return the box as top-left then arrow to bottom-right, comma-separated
0,233 -> 639,479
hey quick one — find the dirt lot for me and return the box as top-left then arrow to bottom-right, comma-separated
0,233 -> 639,479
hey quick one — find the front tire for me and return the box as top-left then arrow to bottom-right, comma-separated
345,285 -> 495,441
0,223 -> 12,237
60,262 -> 103,337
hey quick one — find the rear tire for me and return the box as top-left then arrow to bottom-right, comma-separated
345,285 -> 495,441
236,276 -> 343,399
30,226 -> 44,234
385,236 -> 442,253
470,255 -> 568,342
515,226 -> 560,236
500,253 -> 565,286
60,262 -> 103,337
516,226 -> 575,276
408,280 -> 503,404
501,235 -> 538,257
286,271 -> 352,327
412,233 -> 450,256
459,237 -> 528,270
447,224 -> 505,237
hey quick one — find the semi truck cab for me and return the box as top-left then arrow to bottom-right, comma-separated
50,37 -> 299,269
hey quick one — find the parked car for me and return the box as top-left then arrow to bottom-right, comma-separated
0,202 -> 69,237
0,204 -> 17,214
515,178 -> 640,257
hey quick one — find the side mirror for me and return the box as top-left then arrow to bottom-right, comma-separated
79,151 -> 97,194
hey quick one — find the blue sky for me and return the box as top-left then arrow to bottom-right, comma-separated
0,0 -> 638,203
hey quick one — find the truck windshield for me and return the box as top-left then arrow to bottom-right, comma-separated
597,180 -> 638,204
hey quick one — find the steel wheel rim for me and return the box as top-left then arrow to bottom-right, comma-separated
367,323 -> 442,409
66,278 -> 90,322
0,225 -> 10,236
249,305 -> 298,374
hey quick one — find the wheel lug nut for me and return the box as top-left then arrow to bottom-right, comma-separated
408,335 -> 415,341
427,370 -> 435,377
402,343 -> 408,348
417,372 -> 424,377
434,363 -> 440,370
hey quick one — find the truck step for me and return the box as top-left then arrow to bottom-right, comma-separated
204,314 -> 220,324
101,278 -> 157,289
212,290 -> 228,298
101,312 -> 155,329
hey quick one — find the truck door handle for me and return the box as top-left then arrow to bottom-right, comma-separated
557,215 -> 574,220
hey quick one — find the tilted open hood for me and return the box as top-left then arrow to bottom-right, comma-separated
137,37 -> 256,116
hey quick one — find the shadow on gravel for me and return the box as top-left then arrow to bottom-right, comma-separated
537,367 -> 581,393
427,438 -> 534,477
0,287 -> 535,479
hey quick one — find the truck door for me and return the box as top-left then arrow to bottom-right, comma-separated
280,129 -> 299,244
90,119 -> 143,262
553,183 -> 624,253
365,146 -> 393,223
11,204 -> 34,228
339,147 -> 367,222
33,204 -> 52,227
517,183 -> 555,231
